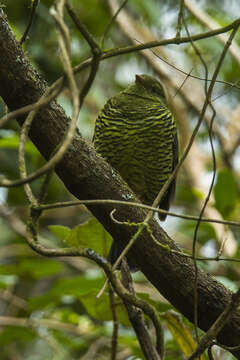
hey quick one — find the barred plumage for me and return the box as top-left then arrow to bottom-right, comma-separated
94,74 -> 178,269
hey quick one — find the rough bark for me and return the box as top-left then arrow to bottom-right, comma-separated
0,9 -> 239,358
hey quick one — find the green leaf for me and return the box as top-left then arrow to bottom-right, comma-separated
119,335 -> 144,358
0,259 -> 65,279
0,136 -> 39,157
48,225 -> 71,241
163,312 -> 205,359
0,327 -> 36,346
137,292 -> 172,313
49,219 -> 112,257
214,169 -> 238,218
176,185 -> 203,205
65,218 -> 112,257
30,274 -> 130,325
53,330 -> 86,351
179,221 -> 216,245
80,289 -> 130,326
29,275 -> 105,310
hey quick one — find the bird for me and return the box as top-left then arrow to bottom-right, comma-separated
94,74 -> 178,270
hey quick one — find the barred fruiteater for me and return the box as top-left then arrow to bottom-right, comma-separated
94,74 -> 178,269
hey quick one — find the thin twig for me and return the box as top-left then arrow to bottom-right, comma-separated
187,288 -> 240,360
39,16 -> 240,108
20,0 -> 39,45
0,290 -> 28,310
65,1 -> 101,105
121,259 -> 163,359
102,0 -> 129,48
0,83 -> 63,188
176,0 -> 185,38
0,79 -> 63,131
38,199 -> 240,227
37,170 -> 53,204
0,315 -> 87,336
133,38 -> 240,91
109,286 -> 119,360
184,0 -> 240,64
182,14 -> 211,344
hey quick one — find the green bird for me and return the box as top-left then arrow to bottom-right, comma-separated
94,74 -> 178,269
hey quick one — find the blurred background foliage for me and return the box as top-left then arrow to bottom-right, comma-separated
0,0 -> 240,359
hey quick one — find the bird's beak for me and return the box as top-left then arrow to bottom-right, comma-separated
135,74 -> 144,86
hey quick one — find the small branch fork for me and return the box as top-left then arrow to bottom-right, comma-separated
121,259 -> 163,359
26,203 -> 164,359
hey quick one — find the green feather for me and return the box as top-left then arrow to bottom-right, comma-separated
94,74 -> 178,214
94,74 -> 178,268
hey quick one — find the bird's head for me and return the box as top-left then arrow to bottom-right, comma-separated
123,74 -> 168,106
135,74 -> 167,100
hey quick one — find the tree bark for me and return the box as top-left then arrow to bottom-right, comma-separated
0,9 -> 239,358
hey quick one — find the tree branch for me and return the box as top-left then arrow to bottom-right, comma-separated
0,8 -> 240,358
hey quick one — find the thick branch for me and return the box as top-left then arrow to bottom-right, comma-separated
0,9 -> 240,358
